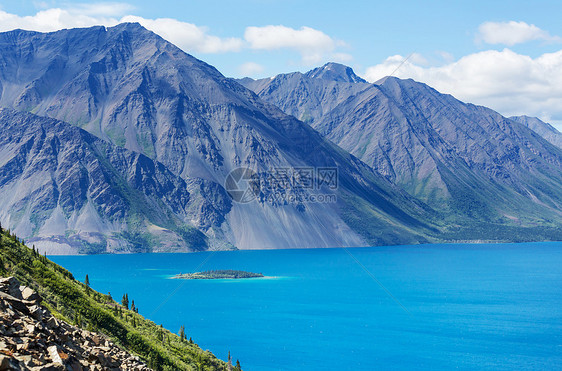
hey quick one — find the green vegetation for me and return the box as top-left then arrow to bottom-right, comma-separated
0,224 -> 237,371
438,221 -> 562,243
105,126 -> 127,147
177,225 -> 209,252
137,130 -> 157,159
338,191 -> 432,246
173,270 -> 264,280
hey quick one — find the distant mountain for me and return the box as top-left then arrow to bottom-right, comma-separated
240,63 -> 371,125
0,25 -> 436,252
509,115 -> 562,149
305,63 -> 367,83
241,64 -> 562,231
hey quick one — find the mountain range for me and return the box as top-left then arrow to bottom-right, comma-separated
240,64 -> 562,229
1,25 -> 561,254
0,24 -> 439,253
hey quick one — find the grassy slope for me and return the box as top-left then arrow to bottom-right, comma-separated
0,226 -> 236,371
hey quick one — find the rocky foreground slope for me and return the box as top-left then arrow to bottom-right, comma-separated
1,276 -> 150,370
0,228 -> 231,370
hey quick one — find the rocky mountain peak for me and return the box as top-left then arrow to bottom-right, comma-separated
305,62 -> 367,83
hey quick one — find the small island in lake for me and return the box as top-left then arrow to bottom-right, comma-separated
172,269 -> 264,280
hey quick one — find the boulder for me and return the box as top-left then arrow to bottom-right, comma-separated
48,345 -> 66,365
0,355 -> 23,370
21,286 -> 41,303
0,277 -> 22,299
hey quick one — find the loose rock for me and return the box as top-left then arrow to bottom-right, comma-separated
0,277 -> 151,371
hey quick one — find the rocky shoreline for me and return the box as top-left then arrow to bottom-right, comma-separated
0,277 -> 151,370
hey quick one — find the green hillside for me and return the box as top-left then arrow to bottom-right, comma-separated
0,225 -> 239,371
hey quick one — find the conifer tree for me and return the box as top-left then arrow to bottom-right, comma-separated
84,275 -> 91,296
179,325 -> 186,342
122,293 -> 129,309
131,299 -> 136,312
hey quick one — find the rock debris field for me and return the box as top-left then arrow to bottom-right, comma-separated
0,277 -> 150,370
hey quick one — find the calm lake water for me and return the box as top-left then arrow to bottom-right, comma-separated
52,243 -> 562,370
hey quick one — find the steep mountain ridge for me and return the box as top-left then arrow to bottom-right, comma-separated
240,63 -> 371,125
0,108 -> 213,254
241,64 -> 562,229
0,25 -> 436,251
509,115 -> 562,149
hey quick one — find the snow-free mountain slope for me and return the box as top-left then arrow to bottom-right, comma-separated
242,65 -> 562,230
0,108 -> 210,254
240,63 -> 371,125
509,115 -> 562,149
0,25 -> 436,251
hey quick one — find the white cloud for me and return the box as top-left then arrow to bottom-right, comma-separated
363,49 -> 562,126
0,8 -> 120,32
0,6 -> 242,53
238,62 -> 265,77
0,6 -> 348,62
244,25 -> 345,64
476,21 -> 561,46
121,16 -> 243,53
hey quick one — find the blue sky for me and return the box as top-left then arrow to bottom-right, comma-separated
1,0 -> 562,127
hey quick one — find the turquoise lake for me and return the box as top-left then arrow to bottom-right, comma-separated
51,243 -> 562,370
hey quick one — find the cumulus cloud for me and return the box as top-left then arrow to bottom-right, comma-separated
0,8 -> 119,31
121,16 -> 243,53
244,25 -> 346,64
476,21 -> 561,46
0,6 -> 349,60
363,49 -> 562,127
238,62 -> 265,77
0,6 -> 242,53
